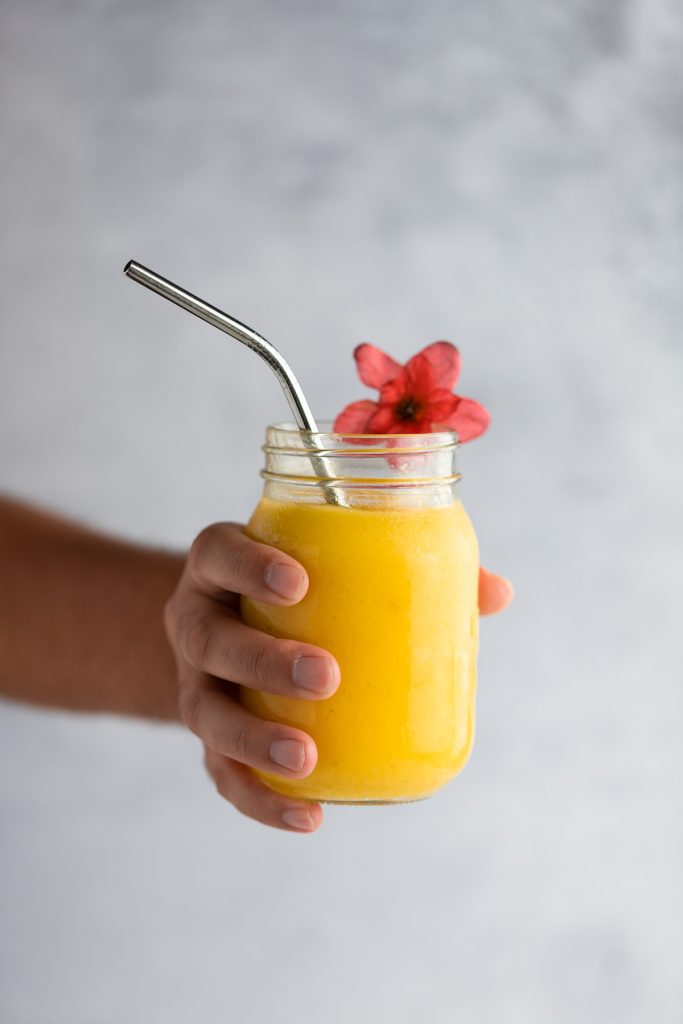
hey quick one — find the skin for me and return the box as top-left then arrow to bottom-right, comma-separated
0,496 -> 514,833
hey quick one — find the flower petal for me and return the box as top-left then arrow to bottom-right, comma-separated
402,355 -> 438,401
440,397 -> 491,442
377,367 -> 410,408
425,388 -> 460,423
333,400 -> 378,434
407,342 -> 461,390
354,343 -> 403,389
367,402 -> 400,433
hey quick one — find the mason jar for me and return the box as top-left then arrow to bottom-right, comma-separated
240,422 -> 479,804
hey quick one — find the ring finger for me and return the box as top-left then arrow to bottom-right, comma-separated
179,668 -> 318,779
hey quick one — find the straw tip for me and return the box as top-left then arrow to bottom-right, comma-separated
123,260 -> 135,276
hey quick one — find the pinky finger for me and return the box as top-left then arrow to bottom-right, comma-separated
204,746 -> 323,834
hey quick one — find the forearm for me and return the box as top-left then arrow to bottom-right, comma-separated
0,496 -> 183,721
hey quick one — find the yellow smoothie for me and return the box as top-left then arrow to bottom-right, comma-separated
241,495 -> 479,803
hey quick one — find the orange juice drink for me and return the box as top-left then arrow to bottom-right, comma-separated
240,424 -> 479,804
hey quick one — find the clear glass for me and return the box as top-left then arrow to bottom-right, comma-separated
240,422 -> 480,804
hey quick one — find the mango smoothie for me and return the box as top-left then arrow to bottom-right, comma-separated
241,494 -> 479,803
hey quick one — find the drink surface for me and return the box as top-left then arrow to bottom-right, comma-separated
241,495 -> 479,803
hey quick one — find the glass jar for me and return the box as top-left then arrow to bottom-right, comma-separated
240,422 -> 479,804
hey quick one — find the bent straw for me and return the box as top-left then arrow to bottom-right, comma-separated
123,261 -> 346,507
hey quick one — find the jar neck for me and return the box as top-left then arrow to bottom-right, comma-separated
261,422 -> 462,509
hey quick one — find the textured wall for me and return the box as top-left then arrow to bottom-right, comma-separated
0,2 -> 681,1022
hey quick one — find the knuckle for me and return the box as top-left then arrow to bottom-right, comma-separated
214,772 -> 232,802
203,749 -> 232,802
184,612 -> 215,668
188,523 -> 262,595
226,542 -> 259,588
218,785 -> 234,806
178,687 -> 203,734
188,524 -> 221,576
162,590 -> 180,643
236,643 -> 272,685
231,722 -> 255,762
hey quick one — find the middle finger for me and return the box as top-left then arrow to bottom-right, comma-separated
177,598 -> 340,698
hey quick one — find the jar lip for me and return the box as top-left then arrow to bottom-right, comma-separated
266,420 -> 461,452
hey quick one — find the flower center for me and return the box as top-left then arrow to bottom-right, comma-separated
395,396 -> 421,421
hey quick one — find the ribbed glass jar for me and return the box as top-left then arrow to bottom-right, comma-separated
240,423 -> 479,803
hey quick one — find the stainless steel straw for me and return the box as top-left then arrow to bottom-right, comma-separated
123,261 -> 346,507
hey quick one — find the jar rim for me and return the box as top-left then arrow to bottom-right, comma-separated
266,420 -> 461,454
262,421 -> 462,502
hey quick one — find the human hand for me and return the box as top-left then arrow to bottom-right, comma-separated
164,523 -> 513,834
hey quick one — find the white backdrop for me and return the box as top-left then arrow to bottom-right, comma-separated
1,2 -> 681,1021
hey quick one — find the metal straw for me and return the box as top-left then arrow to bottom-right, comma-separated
123,261 -> 346,507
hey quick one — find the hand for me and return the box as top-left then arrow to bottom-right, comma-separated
164,523 -> 513,835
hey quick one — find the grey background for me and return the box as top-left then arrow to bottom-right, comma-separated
1,1 -> 681,1022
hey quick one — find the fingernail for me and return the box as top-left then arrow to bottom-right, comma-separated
265,562 -> 306,599
292,656 -> 339,694
269,739 -> 306,772
282,808 -> 316,831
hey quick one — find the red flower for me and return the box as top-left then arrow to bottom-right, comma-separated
333,341 -> 490,441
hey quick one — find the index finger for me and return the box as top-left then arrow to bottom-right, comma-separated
187,522 -> 308,605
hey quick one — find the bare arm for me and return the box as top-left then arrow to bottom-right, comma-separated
0,494 -> 513,831
0,496 -> 182,720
